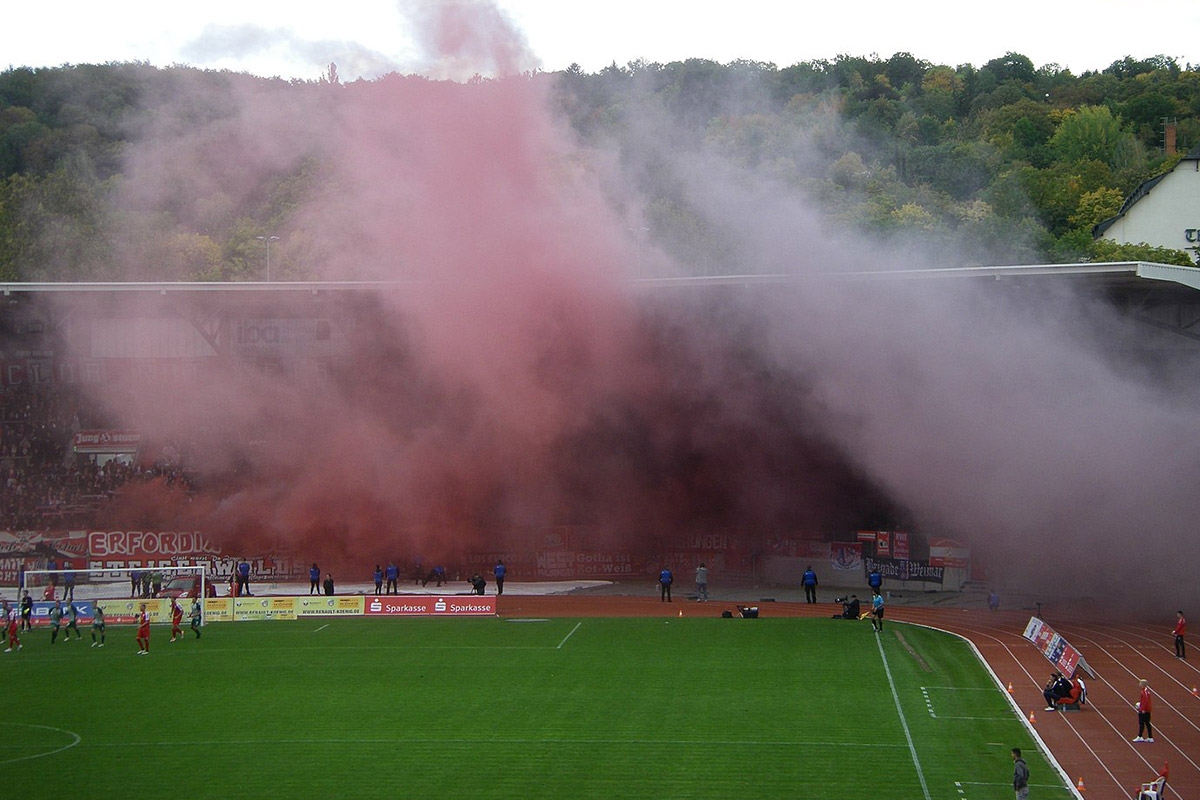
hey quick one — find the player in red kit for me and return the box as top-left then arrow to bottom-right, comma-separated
1173,610 -> 1186,659
1133,678 -> 1154,742
4,603 -> 21,652
136,603 -> 151,655
169,598 -> 184,642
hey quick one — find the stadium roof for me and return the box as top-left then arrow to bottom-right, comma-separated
1,261 -> 1198,296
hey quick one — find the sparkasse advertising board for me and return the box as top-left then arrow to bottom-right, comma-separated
363,595 -> 496,616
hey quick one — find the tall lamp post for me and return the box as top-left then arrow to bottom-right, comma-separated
255,235 -> 280,281
628,226 -> 649,277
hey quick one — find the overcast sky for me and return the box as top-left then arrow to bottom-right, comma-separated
4,0 -> 1199,81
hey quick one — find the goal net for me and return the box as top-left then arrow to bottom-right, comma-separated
20,564 -> 210,626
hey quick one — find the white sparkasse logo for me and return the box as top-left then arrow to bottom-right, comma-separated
369,599 -> 382,612
434,598 -> 446,612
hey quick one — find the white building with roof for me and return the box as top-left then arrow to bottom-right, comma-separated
1094,146 -> 1200,263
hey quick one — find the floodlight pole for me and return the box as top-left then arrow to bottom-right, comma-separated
628,227 -> 649,277
255,235 -> 280,282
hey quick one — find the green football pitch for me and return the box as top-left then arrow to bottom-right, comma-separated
1,616 -> 1073,799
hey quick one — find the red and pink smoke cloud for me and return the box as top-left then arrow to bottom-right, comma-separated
58,1 -> 1200,613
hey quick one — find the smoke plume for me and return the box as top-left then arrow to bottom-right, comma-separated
57,1 -> 1200,612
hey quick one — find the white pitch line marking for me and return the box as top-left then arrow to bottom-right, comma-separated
877,633 -> 932,800
0,723 -> 82,765
557,622 -> 582,649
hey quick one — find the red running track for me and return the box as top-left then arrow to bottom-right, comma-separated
890,606 -> 1200,800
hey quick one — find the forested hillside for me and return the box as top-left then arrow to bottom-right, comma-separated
1,52 -> 1197,282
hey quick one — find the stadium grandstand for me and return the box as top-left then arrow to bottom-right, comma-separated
2,262 -> 1200,594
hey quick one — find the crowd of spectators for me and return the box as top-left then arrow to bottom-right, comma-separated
0,383 -> 193,531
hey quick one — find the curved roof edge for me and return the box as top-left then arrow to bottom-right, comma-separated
0,262 -> 1194,295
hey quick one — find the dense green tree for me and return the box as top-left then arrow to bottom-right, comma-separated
982,53 -> 1036,85
1049,105 -> 1137,168
1090,238 -> 1194,266
1,55 -> 1199,281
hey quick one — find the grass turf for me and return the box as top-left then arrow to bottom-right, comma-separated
0,615 -> 1073,799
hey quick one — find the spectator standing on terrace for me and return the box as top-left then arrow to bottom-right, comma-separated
309,563 -> 321,595
659,566 -> 673,602
19,590 -> 32,631
63,562 -> 76,600
385,562 -> 399,594
47,557 -> 58,589
868,567 -> 883,595
135,603 -> 150,655
323,573 -> 335,596
373,565 -> 384,595
422,566 -> 445,587
1173,610 -> 1186,658
493,560 -> 506,596
1011,748 -> 1029,800
695,563 -> 708,601
1133,679 -> 1154,742
90,604 -> 105,647
129,570 -> 140,598
802,565 -> 818,604
236,559 -> 251,596
150,570 -> 163,598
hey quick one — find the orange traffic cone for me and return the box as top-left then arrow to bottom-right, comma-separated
1007,682 -> 1014,694
1028,710 -> 1036,723
1076,776 -> 1085,793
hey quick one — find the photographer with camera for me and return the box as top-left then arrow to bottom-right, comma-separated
833,594 -> 861,619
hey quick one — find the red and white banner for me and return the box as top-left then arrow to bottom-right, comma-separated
764,536 -> 831,559
0,531 -> 88,583
893,531 -> 910,560
363,595 -> 496,616
73,429 -> 141,453
929,538 -> 970,569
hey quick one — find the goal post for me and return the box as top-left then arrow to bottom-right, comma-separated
20,564 -> 210,625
